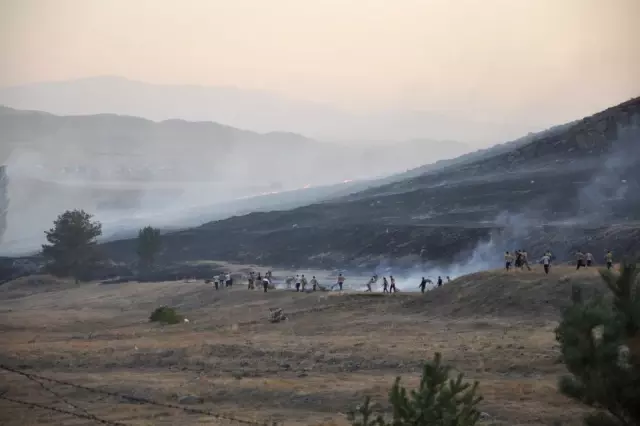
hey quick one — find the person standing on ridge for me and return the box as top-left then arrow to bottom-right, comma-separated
540,253 -> 551,275
585,252 -> 594,267
262,275 -> 270,292
419,277 -> 428,293
310,276 -> 318,291
605,250 -> 613,270
295,274 -> 301,292
505,251 -> 513,271
576,251 -> 586,270
389,276 -> 397,293
301,274 -> 308,291
336,273 -> 345,291
437,276 -> 443,287
382,276 -> 389,293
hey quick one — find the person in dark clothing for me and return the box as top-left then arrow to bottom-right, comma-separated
437,276 -> 443,287
514,250 -> 522,269
576,251 -> 586,270
262,277 -> 269,292
382,277 -> 389,293
389,276 -> 397,293
419,277 -> 428,293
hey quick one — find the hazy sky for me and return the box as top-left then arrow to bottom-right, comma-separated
1,0 -> 639,125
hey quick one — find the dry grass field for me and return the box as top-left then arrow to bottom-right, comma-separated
0,264 -> 612,425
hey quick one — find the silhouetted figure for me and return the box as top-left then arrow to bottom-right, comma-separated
437,276 -> 443,287
419,277 -> 427,293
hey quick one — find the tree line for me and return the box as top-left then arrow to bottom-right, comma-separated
41,209 -> 162,283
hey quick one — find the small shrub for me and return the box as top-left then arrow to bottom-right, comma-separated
348,352 -> 482,426
149,306 -> 183,324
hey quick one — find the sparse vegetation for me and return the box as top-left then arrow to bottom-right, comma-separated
149,306 -> 183,324
348,352 -> 482,426
41,209 -> 102,283
555,260 -> 640,426
136,226 -> 162,271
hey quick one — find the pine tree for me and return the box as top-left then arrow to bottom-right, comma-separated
41,209 -> 102,283
555,261 -> 640,426
348,353 -> 482,426
136,226 -> 162,271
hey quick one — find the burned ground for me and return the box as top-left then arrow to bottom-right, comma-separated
100,97 -> 640,270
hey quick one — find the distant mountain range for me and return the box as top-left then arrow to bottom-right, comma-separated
0,76 -> 533,143
0,106 -> 469,254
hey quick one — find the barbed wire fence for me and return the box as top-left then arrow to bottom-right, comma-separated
0,364 -> 276,426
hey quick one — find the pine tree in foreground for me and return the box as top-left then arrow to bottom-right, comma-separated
348,352 -> 482,426
555,261 -> 640,426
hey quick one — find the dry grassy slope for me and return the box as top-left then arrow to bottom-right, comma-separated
0,265 -> 614,425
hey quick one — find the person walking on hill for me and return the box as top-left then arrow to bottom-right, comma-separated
576,251 -> 586,270
301,274 -> 308,291
540,253 -> 551,275
419,277 -> 428,293
310,276 -> 318,291
382,276 -> 389,293
437,276 -> 443,287
295,274 -> 301,292
389,276 -> 397,293
248,272 -> 255,290
262,276 -> 270,292
213,275 -> 220,290
504,251 -> 513,271
605,250 -> 613,270
585,252 -> 594,267
514,250 -> 523,269
332,273 -> 345,291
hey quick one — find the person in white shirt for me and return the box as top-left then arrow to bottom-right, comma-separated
585,252 -> 594,267
540,254 -> 551,275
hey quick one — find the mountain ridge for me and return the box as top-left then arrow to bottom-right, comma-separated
0,76 -> 543,143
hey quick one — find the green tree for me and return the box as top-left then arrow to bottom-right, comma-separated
136,226 -> 162,271
348,353 -> 482,426
41,209 -> 102,283
555,261 -> 640,426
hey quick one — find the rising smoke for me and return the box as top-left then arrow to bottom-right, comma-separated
377,121 -> 640,291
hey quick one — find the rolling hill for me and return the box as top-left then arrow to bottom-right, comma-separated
101,97 -> 640,270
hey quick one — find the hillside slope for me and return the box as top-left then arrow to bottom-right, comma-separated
101,97 -> 640,270
0,106 -> 468,254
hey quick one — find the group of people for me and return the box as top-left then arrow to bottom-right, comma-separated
364,274 -> 451,293
247,271 -> 273,292
504,249 -> 614,275
208,272 -> 233,289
